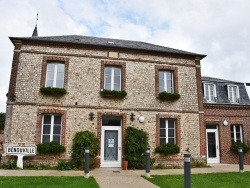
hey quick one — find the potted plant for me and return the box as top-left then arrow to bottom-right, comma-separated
122,157 -> 128,170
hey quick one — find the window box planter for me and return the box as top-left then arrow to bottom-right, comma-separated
40,87 -> 67,97
158,91 -> 180,101
230,141 -> 250,153
155,143 -> 180,155
100,89 -> 127,98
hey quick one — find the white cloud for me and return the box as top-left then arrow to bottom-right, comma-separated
1,0 -> 250,112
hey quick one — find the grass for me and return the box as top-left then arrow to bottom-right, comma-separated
0,176 -> 100,188
146,172 -> 250,188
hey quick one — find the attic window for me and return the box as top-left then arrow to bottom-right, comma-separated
75,39 -> 80,41
108,41 -> 115,44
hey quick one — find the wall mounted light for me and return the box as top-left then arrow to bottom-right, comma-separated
130,113 -> 135,121
89,112 -> 95,121
223,119 -> 228,126
138,116 -> 145,123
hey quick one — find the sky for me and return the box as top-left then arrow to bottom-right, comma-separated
1,0 -> 250,112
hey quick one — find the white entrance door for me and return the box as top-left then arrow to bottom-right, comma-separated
206,126 -> 220,163
101,126 -> 122,167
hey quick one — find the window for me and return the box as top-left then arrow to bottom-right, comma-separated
41,114 -> 62,144
101,61 -> 126,92
104,67 -> 121,91
159,71 -> 173,93
45,63 -> 65,88
204,83 -> 216,102
160,119 -> 176,144
227,85 -> 239,103
231,125 -> 243,142
155,65 -> 178,96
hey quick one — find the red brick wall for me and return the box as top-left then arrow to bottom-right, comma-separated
204,104 -> 250,164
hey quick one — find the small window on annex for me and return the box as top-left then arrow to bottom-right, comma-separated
203,83 -> 217,102
42,114 -> 62,144
227,85 -> 240,103
231,125 -> 243,143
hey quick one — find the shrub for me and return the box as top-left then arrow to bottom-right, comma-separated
124,127 -> 149,169
57,160 -> 73,170
230,141 -> 250,153
40,87 -> 67,97
37,141 -> 66,155
0,112 -> 5,130
71,131 -> 99,169
6,159 -> 17,169
100,89 -> 127,98
158,92 -> 180,101
155,143 -> 180,155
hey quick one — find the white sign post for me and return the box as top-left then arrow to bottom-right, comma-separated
6,145 -> 37,169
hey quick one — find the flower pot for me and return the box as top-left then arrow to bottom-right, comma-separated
122,160 -> 128,170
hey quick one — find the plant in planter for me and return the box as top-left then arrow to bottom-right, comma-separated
71,131 -> 99,169
40,87 -> 67,97
230,141 -> 250,153
100,89 -> 127,98
158,91 -> 180,101
155,143 -> 180,155
37,141 -> 66,155
124,127 -> 149,169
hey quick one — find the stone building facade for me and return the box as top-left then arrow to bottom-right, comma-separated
201,77 -> 250,165
4,35 -> 206,167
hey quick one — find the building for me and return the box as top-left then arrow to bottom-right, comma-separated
201,76 -> 250,164
3,35 -> 206,167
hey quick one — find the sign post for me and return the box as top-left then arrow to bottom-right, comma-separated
6,144 -> 37,169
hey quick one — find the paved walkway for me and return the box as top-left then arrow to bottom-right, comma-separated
0,164 -> 249,188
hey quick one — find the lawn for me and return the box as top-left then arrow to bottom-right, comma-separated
0,176 -> 100,188
146,172 -> 250,188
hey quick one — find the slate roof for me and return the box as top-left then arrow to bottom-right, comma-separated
202,76 -> 250,105
9,35 -> 206,58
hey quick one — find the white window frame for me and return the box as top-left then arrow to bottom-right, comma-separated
104,66 -> 121,91
203,83 -> 217,102
160,119 -> 176,144
231,125 -> 243,142
227,85 -> 240,103
45,62 -> 65,88
41,114 -> 62,144
159,70 -> 174,93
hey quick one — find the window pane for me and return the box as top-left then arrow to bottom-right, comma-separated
47,63 -> 55,72
168,120 -> 175,128
160,129 -> 166,137
53,135 -> 61,144
160,138 -> 166,145
104,67 -> 112,90
168,129 -> 174,137
43,125 -> 51,134
56,72 -> 64,88
168,138 -> 175,144
43,115 -> 51,124
235,126 -> 240,132
160,120 -> 165,128
159,71 -> 164,92
57,63 -> 65,73
42,135 -> 50,143
53,125 -> 61,134
114,67 -> 121,76
54,116 -> 62,124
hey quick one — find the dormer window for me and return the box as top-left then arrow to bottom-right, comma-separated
227,85 -> 240,103
204,83 -> 217,102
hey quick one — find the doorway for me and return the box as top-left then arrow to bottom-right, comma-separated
206,125 -> 220,163
101,116 -> 122,167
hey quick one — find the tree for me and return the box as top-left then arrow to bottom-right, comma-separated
0,113 -> 5,130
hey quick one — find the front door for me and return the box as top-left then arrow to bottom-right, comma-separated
206,125 -> 220,163
101,117 -> 122,167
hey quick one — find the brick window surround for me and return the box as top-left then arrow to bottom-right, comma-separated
36,109 -> 67,146
156,114 -> 181,147
40,56 -> 69,88
155,65 -> 178,96
97,112 -> 127,156
100,60 -> 126,90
